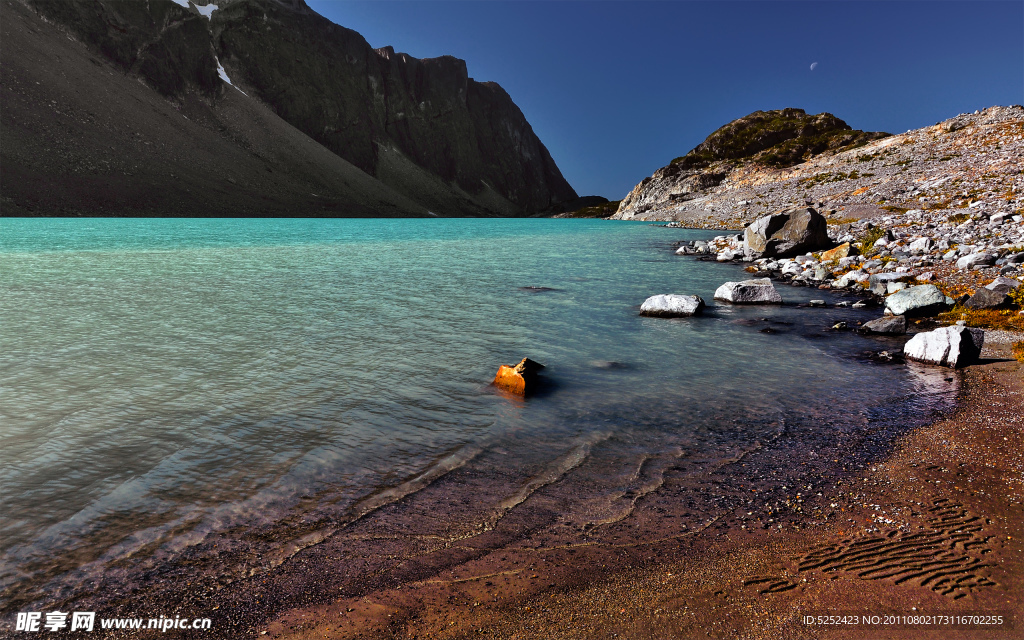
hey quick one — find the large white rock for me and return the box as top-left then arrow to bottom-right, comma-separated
639,294 -> 706,317
713,278 -> 783,304
903,326 -> 984,368
884,284 -> 950,317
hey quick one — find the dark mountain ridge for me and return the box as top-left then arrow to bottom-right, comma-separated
1,0 -> 577,216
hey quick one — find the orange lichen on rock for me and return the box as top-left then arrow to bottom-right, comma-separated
492,358 -> 545,396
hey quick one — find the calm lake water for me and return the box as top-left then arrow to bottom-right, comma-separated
0,218 -> 955,608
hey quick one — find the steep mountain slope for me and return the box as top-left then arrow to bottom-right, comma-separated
614,109 -> 888,219
1,0 -> 577,217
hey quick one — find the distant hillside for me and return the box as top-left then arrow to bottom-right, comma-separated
615,108 -> 888,219
673,108 -> 888,169
1,0 -> 577,217
611,105 -> 1021,231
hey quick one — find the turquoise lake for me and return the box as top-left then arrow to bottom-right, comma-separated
0,218 -> 956,606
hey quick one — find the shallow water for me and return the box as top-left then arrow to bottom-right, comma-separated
0,218 -> 956,607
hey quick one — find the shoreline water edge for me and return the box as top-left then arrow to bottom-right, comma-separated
249,238 -> 1021,640
2,217 -> 1020,640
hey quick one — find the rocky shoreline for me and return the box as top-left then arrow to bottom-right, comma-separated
610,104 -> 1024,368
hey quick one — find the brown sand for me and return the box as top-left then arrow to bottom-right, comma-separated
258,351 -> 1022,640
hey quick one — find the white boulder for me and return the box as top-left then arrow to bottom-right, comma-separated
903,326 -> 985,368
639,294 -> 706,317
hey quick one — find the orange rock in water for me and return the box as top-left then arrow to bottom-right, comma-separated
492,358 -> 545,396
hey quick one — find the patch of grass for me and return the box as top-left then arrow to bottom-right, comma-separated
882,205 -> 909,213
938,306 -> 1024,331
1012,341 -> 1024,363
859,226 -> 886,249
1010,286 -> 1024,308
947,213 -> 970,224
939,155 -> 956,161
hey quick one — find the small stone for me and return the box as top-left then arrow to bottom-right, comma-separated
808,299 -> 826,307
858,315 -> 907,335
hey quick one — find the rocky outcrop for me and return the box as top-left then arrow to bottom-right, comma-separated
7,0 -> 577,217
639,294 -> 705,317
903,326 -> 984,368
493,358 -> 545,396
713,278 -> 783,304
613,108 -> 887,220
742,207 -> 831,258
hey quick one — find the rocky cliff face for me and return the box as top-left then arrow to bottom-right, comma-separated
5,0 -> 576,216
614,109 -> 887,220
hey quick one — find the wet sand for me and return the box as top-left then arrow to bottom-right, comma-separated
254,350 -> 1022,640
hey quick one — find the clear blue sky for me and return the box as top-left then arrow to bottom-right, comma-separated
306,1 -> 1024,201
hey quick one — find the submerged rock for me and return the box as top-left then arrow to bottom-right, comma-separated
858,315 -> 907,335
639,294 -> 706,317
903,326 -> 984,368
493,358 -> 545,396
884,284 -> 951,317
742,207 -> 831,258
713,278 -> 783,304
